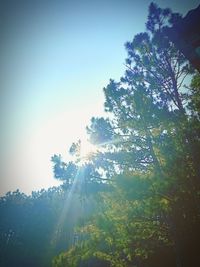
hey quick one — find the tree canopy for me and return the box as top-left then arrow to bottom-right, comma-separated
52,2 -> 200,267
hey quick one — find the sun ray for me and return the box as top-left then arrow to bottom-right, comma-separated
51,165 -> 85,246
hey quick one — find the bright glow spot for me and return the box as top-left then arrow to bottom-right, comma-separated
80,139 -> 97,162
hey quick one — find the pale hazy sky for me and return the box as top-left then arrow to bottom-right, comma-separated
0,0 -> 199,195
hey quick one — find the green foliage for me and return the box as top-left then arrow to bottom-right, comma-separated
52,2 -> 200,267
189,73 -> 200,118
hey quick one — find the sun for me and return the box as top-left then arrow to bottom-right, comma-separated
79,139 -> 97,160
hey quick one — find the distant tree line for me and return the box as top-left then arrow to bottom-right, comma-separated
0,187 -> 94,267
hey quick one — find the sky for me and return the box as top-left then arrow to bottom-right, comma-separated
0,0 -> 199,195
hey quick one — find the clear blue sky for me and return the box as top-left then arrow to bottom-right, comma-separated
0,0 -> 199,195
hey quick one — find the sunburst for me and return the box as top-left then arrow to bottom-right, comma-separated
79,139 -> 97,161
